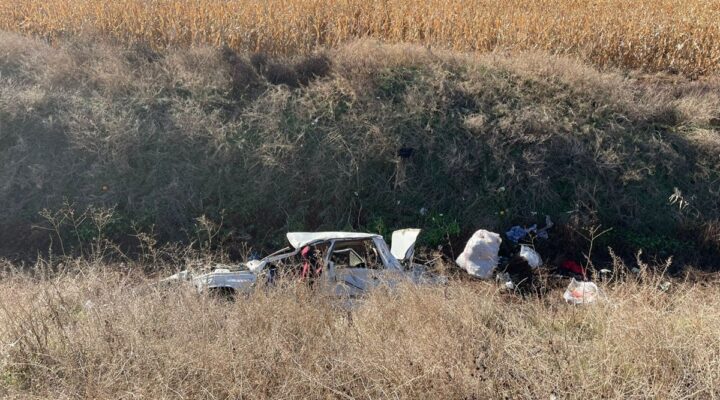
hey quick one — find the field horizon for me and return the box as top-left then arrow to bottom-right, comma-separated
2,0 -> 720,76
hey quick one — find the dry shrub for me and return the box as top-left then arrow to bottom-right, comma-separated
294,53 -> 332,86
700,220 -> 720,254
249,53 -> 332,88
264,62 -> 300,88
222,47 -> 261,98
0,259 -> 719,398
671,79 -> 720,127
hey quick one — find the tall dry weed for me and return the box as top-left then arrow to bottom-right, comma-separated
0,259 -> 718,398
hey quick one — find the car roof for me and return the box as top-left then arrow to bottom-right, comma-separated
286,232 -> 381,249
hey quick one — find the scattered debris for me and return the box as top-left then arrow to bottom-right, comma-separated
561,260 -> 585,276
519,245 -> 542,268
502,255 -> 536,292
563,279 -> 601,304
505,225 -> 529,243
505,216 -> 554,243
455,229 -> 502,279
496,272 -> 514,290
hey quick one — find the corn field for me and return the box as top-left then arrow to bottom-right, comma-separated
1,0 -> 719,75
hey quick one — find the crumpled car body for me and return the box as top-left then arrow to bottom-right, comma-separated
162,229 -> 444,297
161,266 -> 257,296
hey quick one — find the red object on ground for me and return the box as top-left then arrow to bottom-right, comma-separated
562,260 -> 585,276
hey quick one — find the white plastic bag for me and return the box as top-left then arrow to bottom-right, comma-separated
456,230 -> 501,279
563,278 -> 601,304
519,245 -> 542,268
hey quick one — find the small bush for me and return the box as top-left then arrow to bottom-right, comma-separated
250,52 -> 269,73
294,53 -> 331,86
221,45 -> 261,97
264,62 -> 300,87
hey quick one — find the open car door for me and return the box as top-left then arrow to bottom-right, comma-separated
326,237 -> 396,297
390,229 -> 421,265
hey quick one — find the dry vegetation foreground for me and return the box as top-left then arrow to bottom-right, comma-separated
0,261 -> 719,399
1,0 -> 720,75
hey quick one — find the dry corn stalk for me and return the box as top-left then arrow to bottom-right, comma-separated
0,0 -> 718,75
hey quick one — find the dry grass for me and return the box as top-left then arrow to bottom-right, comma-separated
0,257 -> 719,399
1,0 -> 720,75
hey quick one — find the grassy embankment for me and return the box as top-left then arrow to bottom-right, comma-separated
0,32 -> 718,261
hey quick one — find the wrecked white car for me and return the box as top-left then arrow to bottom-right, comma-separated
163,229 -> 443,297
161,266 -> 256,297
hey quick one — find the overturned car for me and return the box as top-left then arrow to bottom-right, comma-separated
163,229 -> 443,297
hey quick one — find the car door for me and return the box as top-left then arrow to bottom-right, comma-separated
390,228 -> 421,265
326,239 -> 384,297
